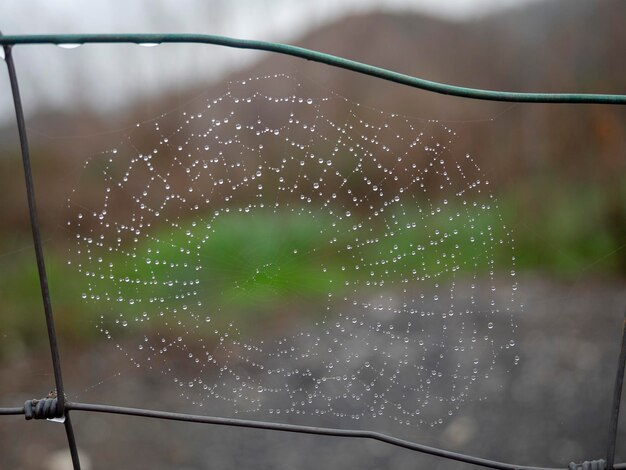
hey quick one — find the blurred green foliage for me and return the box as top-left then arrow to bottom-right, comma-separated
0,181 -> 622,357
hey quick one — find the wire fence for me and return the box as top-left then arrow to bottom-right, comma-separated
1,33 -> 625,470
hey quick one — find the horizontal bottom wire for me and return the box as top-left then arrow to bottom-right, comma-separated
0,406 -> 25,415
1,401 -> 622,470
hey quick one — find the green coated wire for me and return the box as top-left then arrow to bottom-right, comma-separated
1,33 -> 625,105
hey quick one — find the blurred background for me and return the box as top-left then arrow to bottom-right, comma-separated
0,0 -> 625,469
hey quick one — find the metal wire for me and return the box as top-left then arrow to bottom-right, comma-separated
24,397 -> 63,420
66,401 -> 555,470
607,308 -> 626,469
3,44 -> 66,412
0,407 -> 25,416
0,33 -> 626,104
0,400 -> 624,470
1,31 -> 626,470
3,43 -> 82,470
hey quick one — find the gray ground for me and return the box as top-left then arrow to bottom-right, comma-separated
1,276 -> 626,470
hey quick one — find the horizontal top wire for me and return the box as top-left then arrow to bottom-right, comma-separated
1,33 -> 626,105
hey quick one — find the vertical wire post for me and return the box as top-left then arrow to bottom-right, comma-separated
3,43 -> 82,470
607,308 -> 626,469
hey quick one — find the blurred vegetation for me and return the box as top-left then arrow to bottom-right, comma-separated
1,0 -> 625,358
1,180 -> 623,357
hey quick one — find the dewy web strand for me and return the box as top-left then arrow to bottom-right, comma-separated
67,74 -> 520,429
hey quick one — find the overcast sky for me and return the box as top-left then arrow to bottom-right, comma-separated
3,0 -> 541,33
0,0 -> 541,124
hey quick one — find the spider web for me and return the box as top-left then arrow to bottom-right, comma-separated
67,73 -> 519,428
